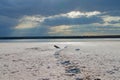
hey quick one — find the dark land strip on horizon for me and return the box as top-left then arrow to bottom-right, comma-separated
0,35 -> 120,40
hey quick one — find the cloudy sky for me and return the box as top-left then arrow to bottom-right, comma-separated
0,0 -> 120,37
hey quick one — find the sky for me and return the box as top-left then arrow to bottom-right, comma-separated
0,0 -> 120,37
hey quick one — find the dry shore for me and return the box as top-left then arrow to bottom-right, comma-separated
0,42 -> 120,80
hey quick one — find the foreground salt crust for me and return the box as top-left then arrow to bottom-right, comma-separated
0,41 -> 120,80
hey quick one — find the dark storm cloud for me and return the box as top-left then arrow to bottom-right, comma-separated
0,15 -> 18,36
42,16 -> 103,26
109,20 -> 120,24
0,0 -> 70,17
69,0 -> 120,11
0,15 -> 18,33
0,15 -> 18,27
0,0 -> 120,36
104,11 -> 120,16
0,0 -> 120,18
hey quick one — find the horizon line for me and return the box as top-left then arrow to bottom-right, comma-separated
0,35 -> 120,40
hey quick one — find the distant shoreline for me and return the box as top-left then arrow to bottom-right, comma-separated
0,35 -> 120,40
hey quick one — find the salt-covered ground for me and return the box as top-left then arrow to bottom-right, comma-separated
0,41 -> 120,80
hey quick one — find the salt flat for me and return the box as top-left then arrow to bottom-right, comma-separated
0,41 -> 120,80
